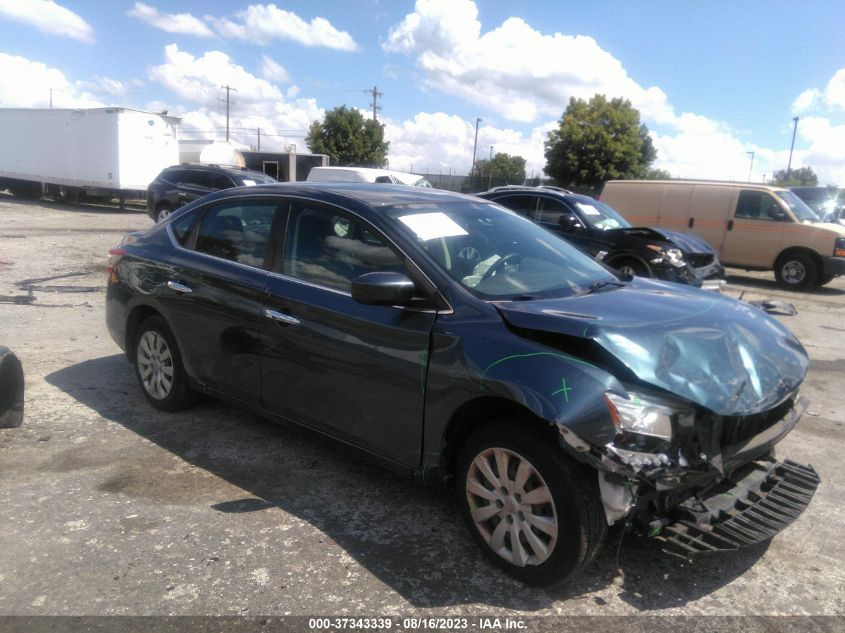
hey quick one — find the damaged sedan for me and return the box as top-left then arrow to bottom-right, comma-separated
105,184 -> 818,585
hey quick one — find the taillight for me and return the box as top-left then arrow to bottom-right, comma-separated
107,248 -> 125,283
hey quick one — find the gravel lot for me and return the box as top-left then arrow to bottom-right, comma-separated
1,194 -> 843,620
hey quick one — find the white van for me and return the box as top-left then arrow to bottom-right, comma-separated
307,166 -> 432,187
600,179 -> 845,290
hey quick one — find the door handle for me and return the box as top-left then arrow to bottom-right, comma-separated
264,308 -> 300,326
166,280 -> 192,294
727,220 -> 734,231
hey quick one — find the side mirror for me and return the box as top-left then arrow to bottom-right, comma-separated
558,215 -> 583,232
770,208 -> 787,221
352,272 -> 417,306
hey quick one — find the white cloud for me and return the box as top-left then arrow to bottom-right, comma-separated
210,4 -> 359,51
383,0 -> 674,125
382,112 -> 549,177
148,44 -> 284,106
259,55 -> 290,83
147,45 -> 322,152
0,0 -> 94,43
0,53 -> 104,108
793,88 -> 820,114
127,2 -> 213,37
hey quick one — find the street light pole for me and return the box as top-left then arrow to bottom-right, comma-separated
471,117 -> 482,179
747,151 -> 755,182
787,117 -> 799,178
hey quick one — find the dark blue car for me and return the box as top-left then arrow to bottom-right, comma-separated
106,183 -> 817,585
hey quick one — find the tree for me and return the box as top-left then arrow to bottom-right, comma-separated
471,152 -> 527,182
771,166 -> 818,187
644,167 -> 672,180
544,95 -> 657,191
306,106 -> 389,167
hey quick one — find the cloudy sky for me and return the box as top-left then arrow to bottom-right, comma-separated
1,0 -> 844,183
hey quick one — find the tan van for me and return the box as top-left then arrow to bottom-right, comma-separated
600,180 -> 845,289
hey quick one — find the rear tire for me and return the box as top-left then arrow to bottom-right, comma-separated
0,347 -> 24,428
774,252 -> 818,290
456,421 -> 606,585
133,316 -> 197,411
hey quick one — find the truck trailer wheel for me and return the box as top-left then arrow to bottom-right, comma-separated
0,347 -> 24,428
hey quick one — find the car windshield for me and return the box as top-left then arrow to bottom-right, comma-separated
235,174 -> 276,186
794,188 -> 844,219
569,196 -> 631,230
776,191 -> 819,222
385,201 -> 618,300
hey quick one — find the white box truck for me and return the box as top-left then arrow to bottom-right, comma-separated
0,107 -> 180,204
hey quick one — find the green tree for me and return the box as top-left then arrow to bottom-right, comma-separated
644,167 -> 672,180
771,166 -> 818,187
544,95 -> 657,190
471,152 -> 527,182
306,106 -> 389,167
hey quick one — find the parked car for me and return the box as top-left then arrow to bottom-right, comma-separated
307,166 -> 432,187
791,186 -> 845,224
477,186 -> 724,287
146,164 -> 276,222
106,183 -> 818,585
601,180 -> 845,290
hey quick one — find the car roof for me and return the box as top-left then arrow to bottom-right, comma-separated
168,164 -> 269,177
209,182 -> 481,207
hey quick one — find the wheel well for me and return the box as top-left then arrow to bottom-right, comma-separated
774,247 -> 822,272
440,397 -> 556,480
606,253 -> 649,268
124,305 -> 163,362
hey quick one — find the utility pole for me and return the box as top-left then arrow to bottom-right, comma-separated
49,88 -> 53,108
787,117 -> 799,178
219,85 -> 237,141
257,127 -> 261,151
747,151 -> 755,182
364,85 -> 383,121
471,117 -> 482,180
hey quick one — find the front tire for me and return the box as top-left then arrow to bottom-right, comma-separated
775,252 -> 818,290
134,316 -> 196,411
456,422 -> 606,585
613,257 -> 651,278
155,203 -> 174,223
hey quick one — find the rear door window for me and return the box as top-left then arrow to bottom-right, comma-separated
194,202 -> 279,268
491,195 -> 538,218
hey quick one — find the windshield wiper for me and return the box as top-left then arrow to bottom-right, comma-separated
583,280 -> 625,295
511,294 -> 542,301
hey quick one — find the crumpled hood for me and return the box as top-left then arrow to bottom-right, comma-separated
609,227 -> 716,255
494,280 -> 808,416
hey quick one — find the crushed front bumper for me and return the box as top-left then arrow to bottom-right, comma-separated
657,458 -> 819,557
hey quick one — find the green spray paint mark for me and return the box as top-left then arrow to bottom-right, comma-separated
551,378 -> 572,402
480,351 -> 597,392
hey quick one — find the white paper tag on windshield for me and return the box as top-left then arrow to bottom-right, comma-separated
241,179 -> 256,186
399,212 -> 468,240
575,202 -> 600,216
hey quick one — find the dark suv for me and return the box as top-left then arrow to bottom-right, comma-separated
478,186 -> 724,286
146,164 -> 276,222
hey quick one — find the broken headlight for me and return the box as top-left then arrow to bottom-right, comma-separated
604,390 -> 694,448
646,244 -> 686,267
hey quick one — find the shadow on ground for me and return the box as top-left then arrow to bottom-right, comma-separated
727,272 -> 845,296
0,191 -> 145,215
46,355 -> 768,611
